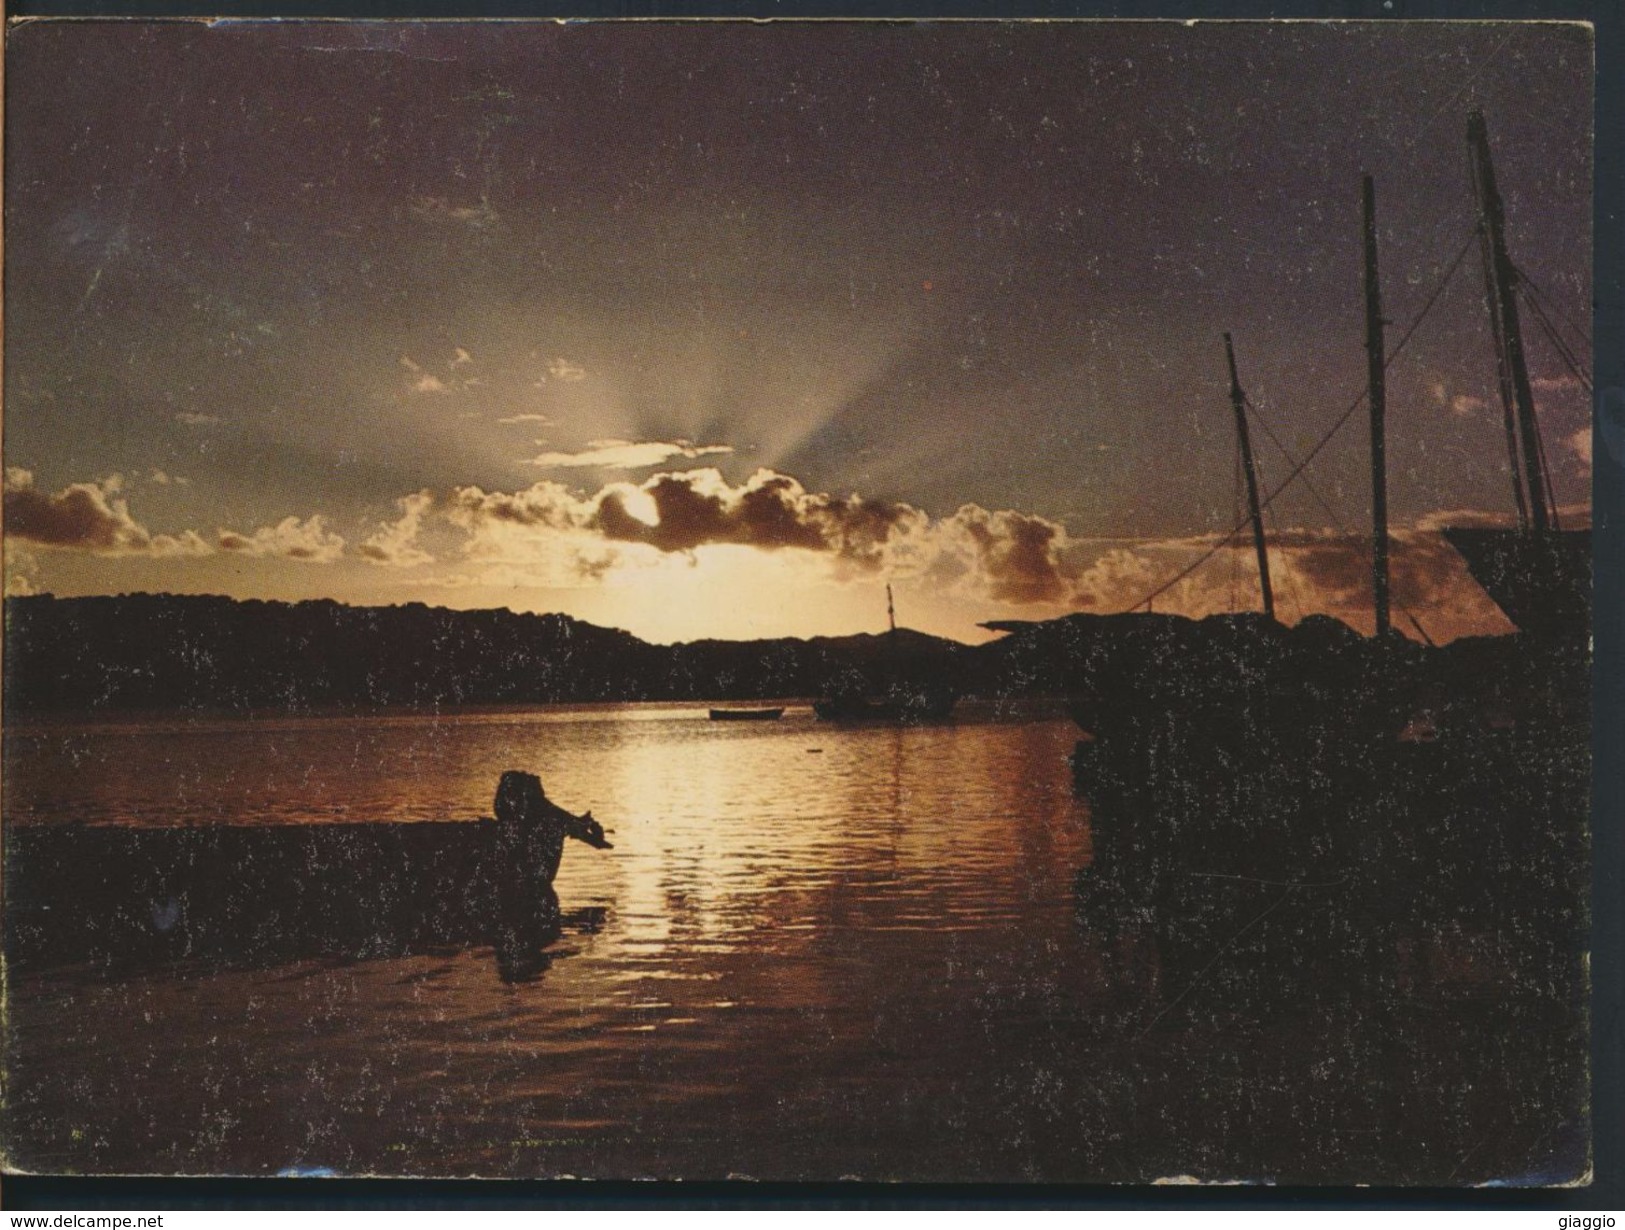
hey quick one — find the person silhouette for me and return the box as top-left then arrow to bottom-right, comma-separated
489,770 -> 612,981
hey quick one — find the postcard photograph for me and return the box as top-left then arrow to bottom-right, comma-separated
0,17 -> 1595,1184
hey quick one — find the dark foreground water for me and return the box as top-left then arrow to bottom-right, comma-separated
2,703 -> 1587,1182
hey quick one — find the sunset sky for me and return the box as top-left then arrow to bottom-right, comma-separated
3,19 -> 1593,643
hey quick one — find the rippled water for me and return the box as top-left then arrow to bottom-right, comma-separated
5,703 -> 1113,1179
7,702 -> 1585,1183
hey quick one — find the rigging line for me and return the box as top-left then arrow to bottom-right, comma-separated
1521,292 -> 1589,530
1254,224 -> 1479,501
1521,280 -> 1591,375
1533,405 -> 1565,533
1185,871 -> 1348,889
1529,314 -> 1594,400
1370,32 -> 1516,264
1237,433 -> 1297,620
1244,394 -> 1346,536
1245,391 -> 1436,642
1523,290 -> 1595,395
1511,259 -> 1593,349
1405,609 -> 1437,647
1525,287 -> 1594,374
1232,430 -> 1244,611
1536,317 -> 1593,396
1122,226 -> 1479,614
1260,485 -> 1307,625
1478,221 -> 1531,529
1134,885 -> 1300,1040
1409,29 -> 1519,157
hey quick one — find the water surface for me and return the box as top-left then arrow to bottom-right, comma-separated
4,702 -> 1583,1182
6,703 -> 1119,1179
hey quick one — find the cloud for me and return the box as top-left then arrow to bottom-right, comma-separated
1533,374 -> 1585,394
174,412 -> 222,426
528,439 -> 734,471
358,491 -> 435,567
496,413 -> 553,425
933,506 -> 1072,604
1068,546 -> 1167,610
1413,507 -> 1516,532
148,469 -> 191,486
3,469 -> 211,557
402,352 -> 480,396
401,356 -> 449,394
148,532 -> 214,557
1277,529 -> 1509,639
573,549 -> 621,582
409,196 -> 498,229
448,469 -> 1110,603
436,482 -> 605,588
1427,379 -> 1488,419
433,465 -> 1537,640
1566,425 -> 1592,470
547,357 -> 588,382
1054,522 -> 1515,641
1413,504 -> 1591,533
445,480 -> 597,536
593,468 -> 921,565
4,543 -> 41,596
217,515 -> 345,563
445,468 -> 921,582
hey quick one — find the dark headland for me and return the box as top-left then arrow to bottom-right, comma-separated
0,591 -> 1581,721
1,591 -> 1593,1183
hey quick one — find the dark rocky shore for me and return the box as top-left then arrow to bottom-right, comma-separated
1,592 -> 1584,720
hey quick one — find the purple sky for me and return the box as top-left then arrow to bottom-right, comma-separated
2,20 -> 1593,641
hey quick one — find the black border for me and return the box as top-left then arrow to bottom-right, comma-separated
2,0 -> 1620,1211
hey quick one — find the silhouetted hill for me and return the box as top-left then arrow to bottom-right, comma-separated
976,607 -> 1584,733
4,593 -> 1561,720
1,594 -> 969,715
3,594 -> 671,713
667,627 -> 966,701
972,612 -> 1197,696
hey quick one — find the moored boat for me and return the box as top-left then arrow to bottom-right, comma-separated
814,584 -> 959,723
1438,112 -> 1590,645
1441,525 -> 1590,644
708,707 -> 786,721
812,688 -> 957,724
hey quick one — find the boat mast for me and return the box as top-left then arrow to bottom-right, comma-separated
1224,333 -> 1275,620
1472,152 -> 1532,532
1468,109 -> 1552,535
1362,174 -> 1392,639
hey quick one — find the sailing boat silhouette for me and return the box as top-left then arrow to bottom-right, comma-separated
813,584 -> 959,722
1437,112 -> 1590,644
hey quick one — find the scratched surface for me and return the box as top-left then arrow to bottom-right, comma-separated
2,704 -> 1588,1182
0,17 -> 1594,1187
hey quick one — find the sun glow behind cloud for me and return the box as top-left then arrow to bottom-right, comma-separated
1,458 -> 1541,646
587,544 -> 900,643
529,440 -> 734,471
1,21 -> 1591,647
